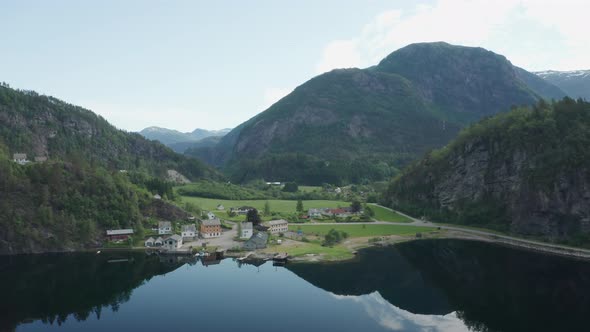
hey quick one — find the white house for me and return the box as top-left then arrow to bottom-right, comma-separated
266,219 -> 289,235
216,204 -> 225,211
144,237 -> 155,247
181,224 -> 197,240
158,221 -> 172,235
207,212 -> 217,220
230,206 -> 254,215
241,222 -> 253,239
13,153 -> 28,165
154,237 -> 164,246
153,194 -> 162,200
308,208 -> 323,218
162,234 -> 183,251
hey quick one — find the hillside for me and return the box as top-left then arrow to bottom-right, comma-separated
191,42 -> 565,185
0,84 -> 217,254
140,126 -> 231,152
535,70 -> 590,100
384,98 -> 590,246
0,84 -> 220,180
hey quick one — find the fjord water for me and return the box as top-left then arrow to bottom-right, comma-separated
2,240 -> 590,332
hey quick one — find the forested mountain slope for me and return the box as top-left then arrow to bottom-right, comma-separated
190,42 -> 565,185
384,98 -> 590,246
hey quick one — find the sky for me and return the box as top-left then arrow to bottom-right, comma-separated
1,0 -> 588,132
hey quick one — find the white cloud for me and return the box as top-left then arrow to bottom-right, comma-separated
261,87 -> 293,110
316,0 -> 590,73
315,39 -> 362,74
330,292 -> 470,332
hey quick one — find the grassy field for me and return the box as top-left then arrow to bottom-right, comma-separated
180,196 -> 349,219
370,205 -> 410,222
298,186 -> 323,193
289,224 -> 434,237
265,242 -> 353,261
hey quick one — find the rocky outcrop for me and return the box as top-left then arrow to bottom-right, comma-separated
386,98 -> 590,242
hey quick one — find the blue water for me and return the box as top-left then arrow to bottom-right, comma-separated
3,239 -> 590,332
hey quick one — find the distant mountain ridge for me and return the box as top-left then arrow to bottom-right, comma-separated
139,126 -> 231,152
535,70 -> 590,100
189,42 -> 566,184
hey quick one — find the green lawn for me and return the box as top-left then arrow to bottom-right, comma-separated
298,186 -> 323,193
267,242 -> 354,261
180,196 -> 349,219
370,205 -> 411,223
289,224 -> 434,237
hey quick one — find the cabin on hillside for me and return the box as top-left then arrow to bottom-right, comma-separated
106,229 -> 134,241
153,194 -> 162,200
200,219 -> 222,238
265,219 -> 289,235
12,153 -> 28,165
158,221 -> 172,235
241,222 -> 253,239
243,232 -> 268,250
216,204 -> 225,211
162,234 -> 183,251
207,211 -> 217,220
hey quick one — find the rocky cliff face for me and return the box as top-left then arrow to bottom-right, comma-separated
386,98 -> 590,243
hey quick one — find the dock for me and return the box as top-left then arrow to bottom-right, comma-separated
273,253 -> 289,262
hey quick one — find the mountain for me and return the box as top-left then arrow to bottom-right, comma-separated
0,85 -> 219,180
535,70 -> 590,100
190,42 -> 565,185
384,98 -> 590,246
139,126 -> 231,152
0,84 -> 217,254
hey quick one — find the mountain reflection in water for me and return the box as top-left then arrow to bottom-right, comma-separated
287,239 -> 590,332
2,240 -> 590,332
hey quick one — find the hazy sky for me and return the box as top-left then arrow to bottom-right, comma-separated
1,0 -> 588,132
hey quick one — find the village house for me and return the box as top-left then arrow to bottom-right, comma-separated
154,237 -> 164,246
216,204 -> 225,211
241,222 -> 253,239
230,206 -> 254,215
144,237 -> 155,247
200,219 -> 222,238
12,153 -> 28,165
162,234 -> 183,251
206,211 -> 217,220
308,208 -> 324,218
265,219 -> 289,235
153,194 -> 162,200
158,221 -> 172,235
106,229 -> 134,241
243,232 -> 269,250
182,224 -> 197,240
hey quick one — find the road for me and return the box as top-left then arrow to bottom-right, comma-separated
303,203 -> 590,258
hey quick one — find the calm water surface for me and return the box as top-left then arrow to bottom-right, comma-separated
1,239 -> 590,332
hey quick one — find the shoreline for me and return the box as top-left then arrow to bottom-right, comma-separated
4,225 -> 590,262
